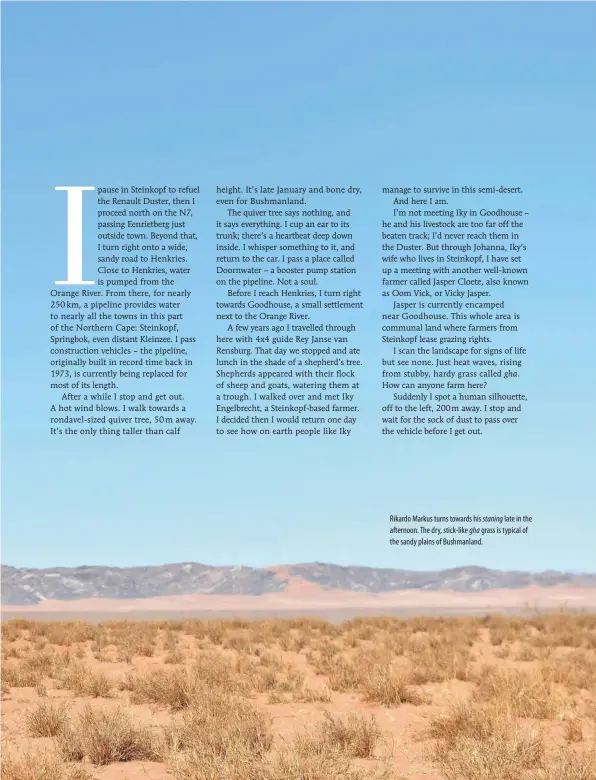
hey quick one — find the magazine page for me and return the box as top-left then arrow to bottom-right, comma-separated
1,1 -> 595,778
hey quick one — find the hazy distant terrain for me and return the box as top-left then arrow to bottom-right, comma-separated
2,562 -> 596,606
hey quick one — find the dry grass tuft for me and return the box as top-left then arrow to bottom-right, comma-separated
123,666 -> 205,711
55,662 -> 112,698
167,741 -> 394,780
426,700 -> 496,746
159,689 -> 273,760
429,701 -> 544,780
2,660 -> 44,688
362,665 -> 425,707
303,711 -> 382,758
564,719 -> 583,743
474,666 -> 570,719
26,699 -> 69,737
59,704 -> 156,765
526,748 -> 596,780
1,747 -> 93,780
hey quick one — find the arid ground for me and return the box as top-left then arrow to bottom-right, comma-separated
2,611 -> 596,780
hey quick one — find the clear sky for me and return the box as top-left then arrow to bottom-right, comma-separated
2,1 -> 595,572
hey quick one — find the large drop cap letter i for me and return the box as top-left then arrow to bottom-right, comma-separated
55,186 -> 95,285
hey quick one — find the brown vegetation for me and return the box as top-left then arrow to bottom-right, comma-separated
2,611 -> 596,779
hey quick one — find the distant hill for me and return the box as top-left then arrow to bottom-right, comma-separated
288,563 -> 596,592
2,562 -> 595,606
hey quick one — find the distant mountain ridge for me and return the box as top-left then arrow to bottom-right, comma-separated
2,562 -> 595,606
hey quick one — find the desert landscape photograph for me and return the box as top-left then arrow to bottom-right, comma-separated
3,1 -> 596,779
2,562 -> 596,780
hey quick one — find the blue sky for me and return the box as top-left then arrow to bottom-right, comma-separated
2,1 -> 595,572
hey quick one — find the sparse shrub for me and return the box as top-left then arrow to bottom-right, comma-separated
408,642 -> 472,684
543,650 -> 596,691
75,704 -> 156,765
164,648 -> 185,664
426,700 -> 496,746
362,665 -> 424,707
298,685 -> 332,703
494,645 -> 511,659
160,690 -> 273,760
317,711 -> 381,758
124,666 -> 205,710
26,700 -> 69,737
1,747 -> 92,780
526,747 -> 596,780
327,657 -> 365,691
167,740 -> 386,780
56,662 -> 112,698
515,645 -> 538,662
2,660 -> 44,688
430,701 -> 544,780
3,643 -> 22,659
474,666 -> 570,719
263,747 -> 355,780
563,718 -> 583,743
55,723 -> 87,762
2,621 -> 26,641
90,641 -> 110,662
434,729 -> 544,780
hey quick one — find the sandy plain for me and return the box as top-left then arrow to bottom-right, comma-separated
4,581 -> 596,620
2,589 -> 596,780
